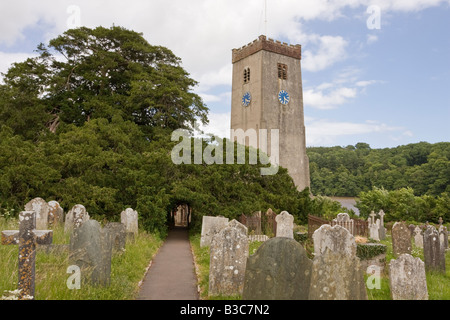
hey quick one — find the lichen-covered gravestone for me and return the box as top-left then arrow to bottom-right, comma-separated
1,211 -> 53,299
24,197 -> 49,230
120,208 -> 138,237
242,237 -> 312,300
65,204 -> 90,233
423,225 -> 445,273
48,200 -> 64,226
69,220 -> 113,286
200,216 -> 229,247
391,222 -> 412,257
209,220 -> 248,296
309,224 -> 367,300
275,211 -> 294,239
389,254 -> 428,300
413,226 -> 423,249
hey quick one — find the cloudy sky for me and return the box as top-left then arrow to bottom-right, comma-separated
0,0 -> 449,148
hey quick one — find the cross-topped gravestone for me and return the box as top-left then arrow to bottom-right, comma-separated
1,211 -> 53,299
368,211 -> 380,241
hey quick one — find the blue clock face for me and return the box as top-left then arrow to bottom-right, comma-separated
278,90 -> 290,105
242,92 -> 251,107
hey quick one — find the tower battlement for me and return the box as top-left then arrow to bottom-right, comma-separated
232,35 -> 301,63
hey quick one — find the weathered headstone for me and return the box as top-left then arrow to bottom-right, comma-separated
332,212 -> 354,235
65,204 -> 90,233
439,225 -> 448,251
48,200 -> 64,226
378,210 -> 386,240
200,216 -> 229,247
275,211 -> 294,239
265,208 -> 277,236
120,208 -> 138,237
24,197 -> 49,230
389,254 -> 428,300
309,224 -> 367,300
368,211 -> 380,241
242,237 -> 312,300
1,211 -> 53,299
209,220 -> 248,296
312,224 -> 356,257
69,220 -> 113,286
413,226 -> 423,248
391,222 -> 412,257
104,222 -> 127,252
423,225 -> 445,273
309,250 -> 367,300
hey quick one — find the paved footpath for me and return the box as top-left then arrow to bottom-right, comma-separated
137,227 -> 199,300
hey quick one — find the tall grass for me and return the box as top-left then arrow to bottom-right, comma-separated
0,217 -> 163,300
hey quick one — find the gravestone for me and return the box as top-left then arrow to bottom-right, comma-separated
312,224 -> 356,257
332,213 -> 354,235
413,226 -> 423,248
200,216 -> 229,247
104,222 -> 127,252
439,225 -> 448,251
242,237 -> 312,300
378,210 -> 386,240
391,222 -> 412,257
120,208 -> 139,237
69,220 -> 113,286
309,224 -> 367,300
48,200 -> 64,226
423,225 -> 445,273
1,211 -> 53,299
368,211 -> 380,241
24,197 -> 49,230
275,211 -> 294,239
65,204 -> 90,233
265,208 -> 277,236
389,254 -> 428,300
209,219 -> 248,296
309,250 -> 367,300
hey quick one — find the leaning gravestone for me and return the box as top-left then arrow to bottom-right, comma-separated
413,226 -> 423,249
389,254 -> 428,300
310,224 -> 367,300
24,197 -> 49,230
275,211 -> 294,239
69,220 -> 113,286
65,204 -> 90,233
120,208 -> 139,237
200,216 -> 229,247
209,220 -> 248,296
242,237 -> 312,300
423,225 -> 445,273
104,222 -> 127,252
391,222 -> 412,257
48,200 -> 64,226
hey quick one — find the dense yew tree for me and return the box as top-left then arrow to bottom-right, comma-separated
0,26 -> 208,140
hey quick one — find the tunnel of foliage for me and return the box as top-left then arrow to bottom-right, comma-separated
0,26 -> 313,235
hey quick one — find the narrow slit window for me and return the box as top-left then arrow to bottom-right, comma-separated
277,63 -> 287,80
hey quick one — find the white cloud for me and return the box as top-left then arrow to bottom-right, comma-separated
195,112 -> 231,139
302,35 -> 348,72
0,51 -> 39,82
305,117 -> 406,146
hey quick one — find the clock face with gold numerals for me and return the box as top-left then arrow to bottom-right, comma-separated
278,90 -> 290,105
242,92 -> 251,107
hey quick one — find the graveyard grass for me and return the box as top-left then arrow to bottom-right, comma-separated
0,217 -> 163,300
191,230 -> 450,300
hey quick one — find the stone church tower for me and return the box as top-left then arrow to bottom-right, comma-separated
230,35 -> 310,191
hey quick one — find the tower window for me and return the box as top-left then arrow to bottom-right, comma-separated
244,67 -> 251,83
278,63 -> 287,80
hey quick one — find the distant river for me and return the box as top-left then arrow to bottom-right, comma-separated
329,197 -> 360,216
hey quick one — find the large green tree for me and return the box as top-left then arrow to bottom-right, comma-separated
0,26 -> 208,140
